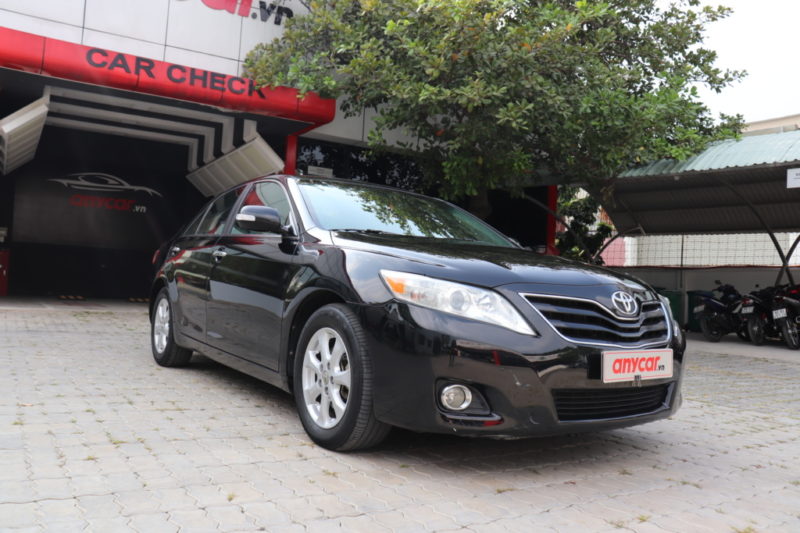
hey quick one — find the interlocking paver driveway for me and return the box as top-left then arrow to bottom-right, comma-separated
0,299 -> 798,532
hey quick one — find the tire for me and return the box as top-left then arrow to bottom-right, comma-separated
747,316 -> 765,346
736,325 -> 750,342
293,304 -> 390,451
781,318 -> 800,350
151,287 -> 193,367
699,314 -> 723,342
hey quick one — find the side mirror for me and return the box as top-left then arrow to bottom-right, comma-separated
234,205 -> 284,234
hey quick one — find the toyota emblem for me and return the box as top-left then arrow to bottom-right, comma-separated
611,291 -> 638,316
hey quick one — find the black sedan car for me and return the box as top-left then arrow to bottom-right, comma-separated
150,175 -> 684,451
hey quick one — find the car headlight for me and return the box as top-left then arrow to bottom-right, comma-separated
380,270 -> 536,335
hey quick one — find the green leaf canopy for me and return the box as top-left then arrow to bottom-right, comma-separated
245,0 -> 743,199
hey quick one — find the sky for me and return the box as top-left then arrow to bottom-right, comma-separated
693,0 -> 800,123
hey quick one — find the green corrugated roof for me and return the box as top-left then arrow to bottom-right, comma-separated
620,129 -> 800,178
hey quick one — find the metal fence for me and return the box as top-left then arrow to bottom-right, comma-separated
600,232 -> 800,268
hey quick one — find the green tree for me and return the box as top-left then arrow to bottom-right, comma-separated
245,0 -> 743,206
556,185 -> 614,263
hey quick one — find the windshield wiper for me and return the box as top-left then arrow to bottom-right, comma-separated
332,229 -> 485,244
332,228 -> 402,236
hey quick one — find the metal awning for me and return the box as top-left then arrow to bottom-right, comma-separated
605,130 -> 800,235
0,95 -> 48,174
0,67 -> 300,196
603,129 -> 800,284
0,26 -> 337,194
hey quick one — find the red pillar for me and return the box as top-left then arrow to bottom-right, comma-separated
545,185 -> 559,255
0,249 -> 9,296
284,134 -> 298,175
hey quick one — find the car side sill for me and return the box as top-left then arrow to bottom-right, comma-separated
173,332 -> 290,393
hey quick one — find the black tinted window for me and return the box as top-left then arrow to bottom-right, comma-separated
297,180 -> 514,247
195,187 -> 244,235
181,206 -> 209,237
232,182 -> 293,234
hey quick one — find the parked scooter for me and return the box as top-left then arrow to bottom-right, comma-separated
771,285 -> 800,350
694,281 -> 748,342
740,284 -> 783,345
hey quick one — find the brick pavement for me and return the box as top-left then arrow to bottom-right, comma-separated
0,299 -> 798,532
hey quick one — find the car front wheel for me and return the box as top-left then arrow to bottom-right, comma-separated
151,288 -> 193,367
293,304 -> 390,451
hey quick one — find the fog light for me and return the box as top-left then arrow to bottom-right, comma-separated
440,384 -> 472,411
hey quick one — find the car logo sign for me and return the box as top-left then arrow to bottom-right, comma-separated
49,173 -> 163,197
611,291 -> 638,316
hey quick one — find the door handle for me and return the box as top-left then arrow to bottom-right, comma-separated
212,249 -> 227,262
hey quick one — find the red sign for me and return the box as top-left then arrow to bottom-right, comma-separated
201,0 -> 294,23
602,349 -> 674,383
0,27 -> 334,126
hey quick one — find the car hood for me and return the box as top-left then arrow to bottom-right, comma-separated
332,233 -> 648,290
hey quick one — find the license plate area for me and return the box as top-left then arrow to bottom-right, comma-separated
602,349 -> 674,384
773,308 -> 787,320
741,306 -> 754,314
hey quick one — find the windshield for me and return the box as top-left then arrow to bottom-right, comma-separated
296,179 -> 516,248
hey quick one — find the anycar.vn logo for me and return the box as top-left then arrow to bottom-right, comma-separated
50,173 -> 161,214
198,0 -> 294,24
50,173 -> 162,197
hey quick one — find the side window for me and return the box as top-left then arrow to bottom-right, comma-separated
195,186 -> 244,235
232,182 -> 293,234
180,207 -> 208,237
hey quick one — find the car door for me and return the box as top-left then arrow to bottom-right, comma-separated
168,186 -> 245,343
205,180 -> 300,370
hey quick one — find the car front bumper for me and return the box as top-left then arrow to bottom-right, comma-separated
357,301 -> 685,438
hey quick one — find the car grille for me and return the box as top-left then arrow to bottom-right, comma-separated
523,294 -> 670,348
552,384 -> 670,421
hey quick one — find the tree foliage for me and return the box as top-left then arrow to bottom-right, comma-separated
245,0 -> 743,200
556,185 -> 614,263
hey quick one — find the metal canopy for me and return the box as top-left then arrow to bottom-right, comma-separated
0,95 -> 48,175
0,68 -> 298,195
605,130 -> 800,235
603,129 -> 800,285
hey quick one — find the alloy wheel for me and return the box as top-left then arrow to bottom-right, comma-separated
301,327 -> 352,429
153,298 -> 171,354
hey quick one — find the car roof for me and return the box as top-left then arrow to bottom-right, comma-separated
220,174 -> 438,202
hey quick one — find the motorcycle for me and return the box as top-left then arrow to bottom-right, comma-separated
771,285 -> 800,350
693,281 -> 749,342
740,284 -> 783,346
